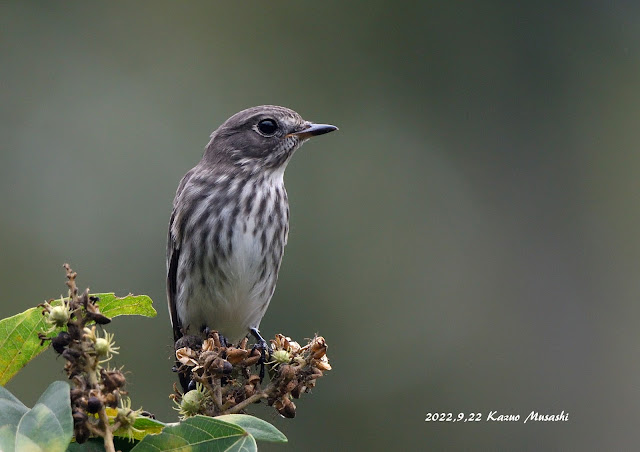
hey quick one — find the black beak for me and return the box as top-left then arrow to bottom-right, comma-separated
288,123 -> 338,140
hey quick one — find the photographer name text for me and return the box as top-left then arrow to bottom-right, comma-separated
424,411 -> 569,423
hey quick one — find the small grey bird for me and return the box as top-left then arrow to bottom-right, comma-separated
167,105 -> 337,350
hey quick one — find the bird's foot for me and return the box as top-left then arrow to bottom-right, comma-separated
250,327 -> 271,381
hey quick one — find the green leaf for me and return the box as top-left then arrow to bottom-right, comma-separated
67,437 -> 137,452
104,407 -> 166,441
0,293 -> 156,385
66,439 -> 107,452
0,381 -> 74,452
93,293 -> 156,319
0,306 -> 51,386
130,415 -> 257,452
216,414 -> 287,443
115,416 -> 165,441
0,385 -> 29,452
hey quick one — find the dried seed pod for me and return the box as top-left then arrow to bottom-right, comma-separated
175,335 -> 203,351
74,425 -> 90,444
72,409 -> 88,426
67,323 -> 83,341
62,347 -> 82,363
74,396 -> 88,410
70,388 -> 84,403
286,338 -> 301,353
313,355 -> 332,371
206,357 -> 233,375
202,338 -> 217,352
104,391 -> 119,408
244,355 -> 260,367
244,384 -> 255,398
86,396 -> 103,414
279,364 -> 295,382
310,336 -> 327,359
211,331 -> 222,347
206,356 -> 219,372
247,374 -> 261,387
274,397 -> 296,418
176,347 -> 198,366
244,349 -> 261,366
51,331 -> 71,354
86,311 -> 111,325
271,334 -> 286,350
226,347 -> 249,364
202,351 -> 218,369
284,380 -> 298,393
291,383 -> 306,399
101,369 -> 126,391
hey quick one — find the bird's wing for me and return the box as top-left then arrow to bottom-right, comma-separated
167,211 -> 182,342
167,168 -> 196,342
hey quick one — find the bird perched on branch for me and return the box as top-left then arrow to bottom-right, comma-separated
167,105 -> 337,363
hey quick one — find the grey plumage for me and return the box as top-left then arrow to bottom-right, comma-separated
167,106 -> 337,344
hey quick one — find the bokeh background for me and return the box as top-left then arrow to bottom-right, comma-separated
2,2 -> 640,450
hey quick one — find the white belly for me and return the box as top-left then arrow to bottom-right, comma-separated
178,214 -> 277,342
175,170 -> 287,343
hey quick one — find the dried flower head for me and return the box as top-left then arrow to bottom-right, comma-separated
176,347 -> 198,367
174,383 -> 210,419
173,330 -> 332,418
41,296 -> 72,333
115,397 -> 143,441
39,265 -> 137,447
90,329 -> 120,362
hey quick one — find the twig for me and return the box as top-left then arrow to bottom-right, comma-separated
98,408 -> 116,452
213,377 -> 223,411
222,392 -> 268,415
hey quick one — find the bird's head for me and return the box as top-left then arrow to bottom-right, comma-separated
203,105 -> 337,171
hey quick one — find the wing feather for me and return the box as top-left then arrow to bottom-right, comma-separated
167,168 -> 197,342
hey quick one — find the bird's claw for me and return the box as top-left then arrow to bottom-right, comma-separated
250,328 -> 271,381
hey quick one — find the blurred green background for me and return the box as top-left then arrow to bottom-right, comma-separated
2,2 -> 640,450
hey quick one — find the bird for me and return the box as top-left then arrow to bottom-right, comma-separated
167,105 -> 337,357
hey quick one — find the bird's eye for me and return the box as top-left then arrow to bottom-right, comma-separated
257,119 -> 278,136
